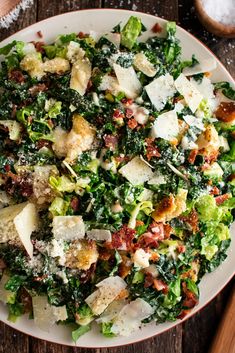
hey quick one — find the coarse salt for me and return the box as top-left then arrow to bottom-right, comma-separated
202,0 -> 235,26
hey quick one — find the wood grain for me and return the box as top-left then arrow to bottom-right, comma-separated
0,321 -> 29,353
0,0 -> 37,40
209,287 -> 235,353
37,0 -> 102,21
0,1 -> 234,353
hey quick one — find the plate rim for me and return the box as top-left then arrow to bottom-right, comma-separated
0,7 -> 234,348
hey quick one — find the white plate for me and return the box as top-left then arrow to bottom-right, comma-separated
0,9 -> 234,348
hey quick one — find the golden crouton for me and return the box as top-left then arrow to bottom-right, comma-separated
65,239 -> 98,270
152,189 -> 187,223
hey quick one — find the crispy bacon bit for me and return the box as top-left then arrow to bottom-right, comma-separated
215,194 -> 230,205
153,279 -> 168,294
36,139 -> 52,149
127,118 -> 138,129
203,149 -> 219,164
125,108 -> 134,119
4,164 -> 11,173
6,172 -> 33,198
215,102 -> 235,123
179,209 -> 199,234
8,69 -> 25,84
115,155 -> 130,163
113,109 -> 125,120
152,22 -> 162,33
200,162 -> 210,171
29,83 -> 48,96
70,197 -> 79,212
103,134 -> 118,150
108,225 -> 136,251
144,273 -> 154,288
182,282 -> 198,309
145,138 -> 161,161
121,98 -> 133,106
209,186 -> 220,196
138,232 -> 159,249
163,224 -> 172,238
148,222 -> 165,240
177,245 -> 186,254
33,41 -> 45,53
37,30 -> 43,38
188,149 -> 198,164
78,31 -> 87,39
138,223 -> 172,250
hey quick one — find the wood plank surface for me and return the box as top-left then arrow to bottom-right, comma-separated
0,1 -> 234,353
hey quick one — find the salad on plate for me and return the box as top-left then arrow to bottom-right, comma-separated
0,16 -> 235,341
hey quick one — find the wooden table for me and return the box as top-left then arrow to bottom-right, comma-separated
0,1 -> 234,352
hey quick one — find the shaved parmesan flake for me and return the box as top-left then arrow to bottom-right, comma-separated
129,103 -> 149,124
181,136 -> 198,150
105,32 -> 121,47
87,229 -> 112,242
148,171 -> 166,185
219,136 -> 230,152
133,249 -> 151,268
52,216 -> 85,241
151,110 -> 179,140
70,57 -> 91,96
134,53 -> 157,77
96,300 -> 127,323
0,202 -> 38,258
145,74 -> 176,111
111,298 -> 154,336
47,239 -> 66,266
113,63 -> 141,99
99,74 -> 120,94
66,41 -> 85,63
118,156 -> 154,185
183,115 -> 205,131
85,276 -> 127,315
183,57 -> 216,76
174,102 -> 185,113
190,76 -> 217,111
32,296 -> 67,331
138,188 -> 154,202
175,74 -> 203,113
